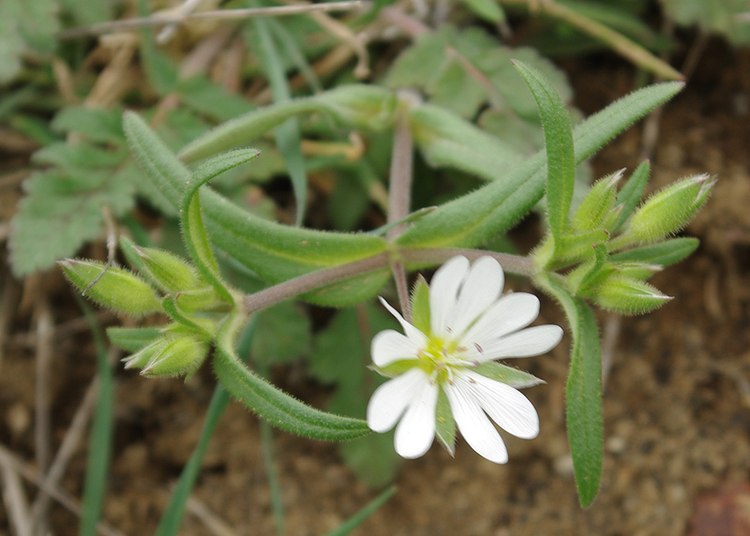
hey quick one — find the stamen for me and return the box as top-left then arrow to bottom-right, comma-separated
474,342 -> 483,353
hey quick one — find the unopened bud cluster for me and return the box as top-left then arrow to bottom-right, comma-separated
59,236 -> 234,378
534,164 -> 713,315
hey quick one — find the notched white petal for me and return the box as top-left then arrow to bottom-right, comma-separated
446,381 -> 508,464
394,380 -> 438,459
449,256 -> 504,335
461,293 -> 540,348
465,371 -> 539,439
429,256 -> 469,337
378,297 -> 427,346
371,329 -> 421,367
367,369 -> 426,433
475,324 -> 564,361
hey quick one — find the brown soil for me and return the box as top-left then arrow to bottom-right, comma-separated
2,41 -> 750,536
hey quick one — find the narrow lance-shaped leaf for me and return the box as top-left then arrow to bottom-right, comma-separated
614,160 -> 650,232
213,314 -> 371,441
536,275 -> 602,508
513,60 -> 575,244
610,237 -> 699,267
399,81 -> 684,249
181,149 -> 260,303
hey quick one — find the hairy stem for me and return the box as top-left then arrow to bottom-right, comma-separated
243,248 -> 534,315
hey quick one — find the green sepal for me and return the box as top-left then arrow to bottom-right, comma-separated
59,259 -> 161,316
435,388 -> 456,456
613,161 -> 650,232
213,314 -> 371,441
175,287 -> 226,312
161,297 -> 215,338
106,326 -> 161,353
373,359 -> 421,378
141,334 -> 210,378
610,237 -> 699,267
314,84 -> 398,132
565,244 -> 611,294
120,236 -> 201,292
613,262 -> 662,281
572,170 -> 623,232
410,276 -> 431,335
122,338 -> 166,370
473,362 -> 546,389
590,275 -> 671,316
513,60 -> 575,246
627,174 -> 714,244
540,229 -> 609,269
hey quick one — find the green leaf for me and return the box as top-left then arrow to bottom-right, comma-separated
213,316 -> 371,441
123,112 -> 187,215
537,275 -> 602,507
0,0 -> 59,83
126,112 -> 390,306
513,60 -> 575,242
51,107 -> 123,145
662,0 -> 750,44
461,0 -> 505,22
614,161 -> 650,232
326,486 -> 397,536
310,306 -> 400,485
182,149 -> 261,302
250,17 -> 308,225
610,237 -> 699,267
251,302 -> 312,366
106,326 -> 161,353
398,81 -> 684,249
410,104 -> 521,182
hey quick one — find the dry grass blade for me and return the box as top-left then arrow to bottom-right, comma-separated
186,496 -> 238,536
0,445 -> 125,536
32,297 -> 54,535
59,1 -> 367,39
1,453 -> 32,536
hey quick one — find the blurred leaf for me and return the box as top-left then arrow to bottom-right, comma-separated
60,0 -> 113,26
329,174 -> 370,230
662,0 -> 750,44
461,0 -> 506,23
0,0 -> 59,83
311,305 -> 400,486
252,302 -> 312,366
398,81 -> 684,249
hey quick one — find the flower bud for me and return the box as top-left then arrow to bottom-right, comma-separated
59,259 -> 161,316
572,170 -> 623,232
315,85 -> 398,131
121,237 -> 201,292
627,174 -> 714,244
591,275 -> 672,315
140,334 -> 210,378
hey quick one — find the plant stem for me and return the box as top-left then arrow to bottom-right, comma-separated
242,248 -> 534,315
387,99 -> 416,320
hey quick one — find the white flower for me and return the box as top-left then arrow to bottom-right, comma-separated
367,256 -> 563,463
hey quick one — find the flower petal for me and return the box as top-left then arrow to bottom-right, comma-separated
471,325 -> 564,362
429,256 -> 469,337
378,297 -> 427,346
367,369 -> 427,433
371,329 -> 421,367
460,292 -> 540,349
449,257 -> 504,336
462,371 -> 539,439
394,379 -> 438,459
445,380 -> 508,464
